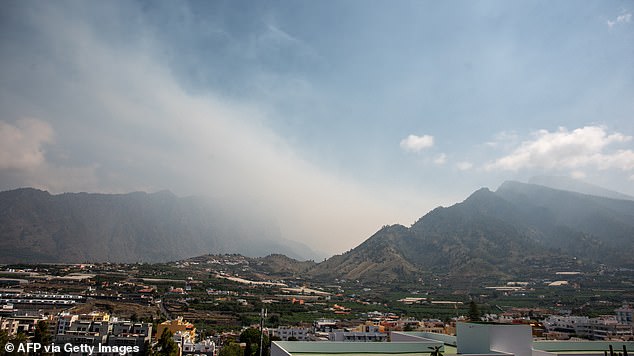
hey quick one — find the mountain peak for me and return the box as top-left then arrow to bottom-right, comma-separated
462,187 -> 499,206
467,187 -> 493,198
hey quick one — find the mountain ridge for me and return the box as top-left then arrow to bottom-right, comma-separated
0,187 -> 319,263
308,180 -> 634,283
2,181 -> 633,283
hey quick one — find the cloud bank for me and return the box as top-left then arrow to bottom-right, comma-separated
486,126 -> 634,172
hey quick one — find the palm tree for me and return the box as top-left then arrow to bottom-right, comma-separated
428,345 -> 443,356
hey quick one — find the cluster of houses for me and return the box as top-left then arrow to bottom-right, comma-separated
1,311 -> 153,355
540,304 -> 634,340
0,312 -> 216,356
264,310 -> 455,343
1,304 -> 632,356
266,305 -> 634,343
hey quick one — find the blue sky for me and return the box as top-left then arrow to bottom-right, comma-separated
1,1 -> 633,254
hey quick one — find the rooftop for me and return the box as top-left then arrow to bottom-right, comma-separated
272,323 -> 634,356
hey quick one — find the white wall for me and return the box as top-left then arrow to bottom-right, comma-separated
489,324 -> 532,356
456,323 -> 497,354
457,322 -> 532,356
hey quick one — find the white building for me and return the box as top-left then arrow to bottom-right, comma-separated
56,313 -> 79,335
575,316 -> 633,340
180,336 -> 216,356
543,314 -> 633,340
0,316 -> 47,336
108,321 -> 152,350
314,319 -> 338,332
54,318 -> 153,355
273,326 -> 310,341
616,305 -> 633,326
542,315 -> 589,334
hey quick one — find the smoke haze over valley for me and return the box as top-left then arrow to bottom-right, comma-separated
1,1 -> 634,256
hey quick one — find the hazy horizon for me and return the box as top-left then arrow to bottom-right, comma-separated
1,1 -> 633,255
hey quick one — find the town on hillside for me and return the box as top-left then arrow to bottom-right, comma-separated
1,255 -> 632,355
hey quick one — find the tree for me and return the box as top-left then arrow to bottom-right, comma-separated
10,333 -> 29,356
428,346 -> 443,356
153,328 -> 179,356
219,342 -> 243,356
32,321 -> 52,355
141,340 -> 154,356
239,328 -> 269,356
0,330 -> 10,354
268,314 -> 280,326
239,328 -> 261,345
244,340 -> 253,356
468,301 -> 481,321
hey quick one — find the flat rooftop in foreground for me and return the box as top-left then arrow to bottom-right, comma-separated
272,340 -> 445,354
272,323 -> 634,356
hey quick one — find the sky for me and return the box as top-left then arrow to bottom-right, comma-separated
1,1 -> 633,256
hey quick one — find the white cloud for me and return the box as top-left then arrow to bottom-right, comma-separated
570,171 -> 586,180
456,161 -> 473,171
486,126 -> 634,172
0,118 -> 53,170
607,11 -> 632,28
434,153 -> 447,165
400,134 -> 434,153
